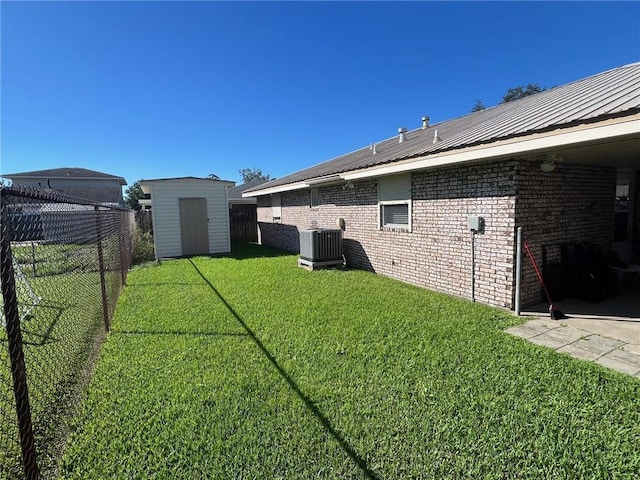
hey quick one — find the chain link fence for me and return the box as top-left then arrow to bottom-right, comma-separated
1,186 -> 133,479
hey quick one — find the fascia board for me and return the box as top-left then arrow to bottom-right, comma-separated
242,181 -> 309,197
343,118 -> 640,181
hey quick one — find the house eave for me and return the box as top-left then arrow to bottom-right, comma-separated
342,114 -> 639,180
244,115 -> 640,197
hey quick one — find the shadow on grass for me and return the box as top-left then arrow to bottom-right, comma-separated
188,259 -> 380,480
126,282 -> 205,287
228,242 -> 295,260
113,330 -> 248,338
2,301 -> 69,347
153,244 -> 293,263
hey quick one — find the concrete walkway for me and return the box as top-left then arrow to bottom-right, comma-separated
507,318 -> 640,378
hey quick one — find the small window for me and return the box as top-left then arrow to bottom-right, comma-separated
381,203 -> 409,226
378,174 -> 411,231
310,188 -> 319,208
271,193 -> 281,223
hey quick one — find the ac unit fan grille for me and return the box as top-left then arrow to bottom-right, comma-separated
299,229 -> 342,262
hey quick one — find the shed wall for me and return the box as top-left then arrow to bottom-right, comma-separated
149,180 -> 230,258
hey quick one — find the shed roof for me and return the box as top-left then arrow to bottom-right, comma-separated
3,167 -> 127,185
245,62 -> 640,196
139,177 -> 235,195
139,176 -> 234,185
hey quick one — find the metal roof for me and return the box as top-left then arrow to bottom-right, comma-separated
246,62 -> 640,194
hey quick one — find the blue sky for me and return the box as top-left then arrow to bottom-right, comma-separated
2,1 -> 639,189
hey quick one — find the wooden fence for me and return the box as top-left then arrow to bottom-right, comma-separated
230,208 -> 257,243
134,208 -> 256,243
135,210 -> 153,234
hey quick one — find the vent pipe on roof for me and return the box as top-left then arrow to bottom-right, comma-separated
422,116 -> 430,129
398,127 -> 407,143
432,129 -> 441,144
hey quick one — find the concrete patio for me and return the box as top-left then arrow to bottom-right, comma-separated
508,287 -> 640,378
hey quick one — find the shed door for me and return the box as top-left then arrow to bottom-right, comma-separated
179,198 -> 209,256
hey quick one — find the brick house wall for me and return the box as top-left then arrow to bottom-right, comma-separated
258,161 -> 519,308
256,160 -> 617,310
633,172 -> 640,264
514,162 -> 616,306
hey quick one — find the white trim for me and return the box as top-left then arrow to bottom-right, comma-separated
310,188 -> 319,208
377,174 -> 412,232
378,200 -> 412,231
271,193 -> 282,222
242,180 -> 308,197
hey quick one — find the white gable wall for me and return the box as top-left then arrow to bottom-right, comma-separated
143,179 -> 231,258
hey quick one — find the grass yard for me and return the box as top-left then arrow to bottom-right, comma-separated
1,270 -> 108,479
59,244 -> 639,479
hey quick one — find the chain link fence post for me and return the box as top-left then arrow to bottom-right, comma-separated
1,192 -> 39,480
94,206 -> 110,332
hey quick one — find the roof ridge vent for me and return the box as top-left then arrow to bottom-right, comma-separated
398,127 -> 408,143
422,116 -> 430,129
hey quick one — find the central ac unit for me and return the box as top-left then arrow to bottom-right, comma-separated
299,228 -> 343,262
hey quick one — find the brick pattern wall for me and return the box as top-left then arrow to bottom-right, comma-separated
256,161 -> 618,310
633,172 -> 640,264
514,162 -> 616,306
257,162 -> 519,308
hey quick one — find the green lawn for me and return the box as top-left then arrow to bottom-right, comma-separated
1,271 -> 107,479
59,244 -> 639,479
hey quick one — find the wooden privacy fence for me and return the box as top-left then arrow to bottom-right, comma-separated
229,209 -> 257,243
135,210 -> 153,234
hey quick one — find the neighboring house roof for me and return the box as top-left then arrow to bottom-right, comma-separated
57,187 -> 125,205
3,167 -> 127,185
228,180 -> 268,203
245,62 -> 640,197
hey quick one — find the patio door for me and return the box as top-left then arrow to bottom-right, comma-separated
614,169 -> 636,263
179,198 -> 209,256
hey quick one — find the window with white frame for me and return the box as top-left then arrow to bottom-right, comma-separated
271,193 -> 281,222
310,188 -> 319,208
378,174 -> 411,230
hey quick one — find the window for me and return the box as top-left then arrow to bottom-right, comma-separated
381,203 -> 409,225
271,193 -> 281,222
378,174 -> 411,230
310,188 -> 319,208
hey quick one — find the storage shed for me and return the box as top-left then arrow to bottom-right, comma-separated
139,177 -> 234,258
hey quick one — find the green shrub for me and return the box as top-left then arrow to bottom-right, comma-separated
131,228 -> 154,265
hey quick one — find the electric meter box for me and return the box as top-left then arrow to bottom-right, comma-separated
467,216 -> 484,232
